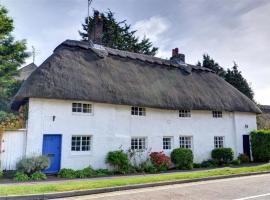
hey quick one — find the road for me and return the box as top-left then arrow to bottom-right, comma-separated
60,174 -> 270,200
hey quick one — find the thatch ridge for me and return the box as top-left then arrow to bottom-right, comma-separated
11,40 -> 261,113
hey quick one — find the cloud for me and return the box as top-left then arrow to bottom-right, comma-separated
134,16 -> 170,42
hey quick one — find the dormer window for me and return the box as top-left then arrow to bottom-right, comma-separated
72,103 -> 92,114
131,106 -> 146,116
179,110 -> 191,118
213,111 -> 222,118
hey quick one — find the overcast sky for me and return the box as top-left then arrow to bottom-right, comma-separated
2,0 -> 270,104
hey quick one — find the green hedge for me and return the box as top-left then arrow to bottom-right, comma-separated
171,148 -> 193,170
251,130 -> 270,162
211,148 -> 234,165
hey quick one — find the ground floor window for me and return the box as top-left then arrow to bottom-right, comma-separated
214,136 -> 224,148
163,137 -> 173,150
179,136 -> 192,149
131,137 -> 146,150
71,135 -> 91,151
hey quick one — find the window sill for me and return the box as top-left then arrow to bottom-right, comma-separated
70,151 -> 92,156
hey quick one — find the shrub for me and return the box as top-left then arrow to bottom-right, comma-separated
0,170 -> 2,178
193,163 -> 202,168
231,159 -> 241,165
30,172 -> 47,180
171,148 -> 193,170
58,168 -> 77,179
139,159 -> 157,173
238,154 -> 250,163
251,130 -> 270,162
14,172 -> 30,181
106,150 -> 130,173
76,167 -> 96,178
149,151 -> 172,171
211,148 -> 234,165
95,169 -> 113,176
200,159 -> 218,168
16,155 -> 50,175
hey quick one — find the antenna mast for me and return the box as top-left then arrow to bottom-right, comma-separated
32,46 -> 36,64
87,0 -> 93,42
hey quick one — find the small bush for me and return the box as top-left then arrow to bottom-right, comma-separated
106,150 -> 130,173
139,160 -> 157,173
76,167 -> 96,178
201,159 -> 218,168
251,130 -> 270,162
95,169 -> 113,176
16,155 -> 50,175
58,168 -> 77,179
193,163 -> 202,168
171,148 -> 193,170
149,151 -> 172,171
238,154 -> 250,163
211,148 -> 234,165
0,170 -> 3,178
30,172 -> 47,180
231,159 -> 241,165
14,172 -> 30,182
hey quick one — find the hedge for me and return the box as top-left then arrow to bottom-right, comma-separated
251,130 -> 270,162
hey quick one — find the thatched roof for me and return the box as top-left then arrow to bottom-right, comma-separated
11,40 -> 261,113
14,63 -> 37,81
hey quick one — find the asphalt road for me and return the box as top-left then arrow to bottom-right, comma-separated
60,174 -> 270,200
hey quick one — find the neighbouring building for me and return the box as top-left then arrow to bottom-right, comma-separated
257,105 -> 270,129
14,63 -> 37,81
0,13 -> 261,173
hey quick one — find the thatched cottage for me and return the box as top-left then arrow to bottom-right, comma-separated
1,13 -> 261,173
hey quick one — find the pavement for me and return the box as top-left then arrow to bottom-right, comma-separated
58,174 -> 270,200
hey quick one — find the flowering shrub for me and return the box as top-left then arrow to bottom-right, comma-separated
149,151 -> 172,171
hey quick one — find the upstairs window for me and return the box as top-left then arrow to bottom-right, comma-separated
212,111 -> 222,118
131,106 -> 146,116
131,137 -> 146,150
163,137 -> 173,150
179,110 -> 191,118
179,136 -> 192,149
214,136 -> 224,148
71,135 -> 91,151
72,103 -> 92,114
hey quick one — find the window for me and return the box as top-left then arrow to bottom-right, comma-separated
163,137 -> 173,150
179,110 -> 191,118
131,137 -> 146,150
71,136 -> 91,151
131,106 -> 146,116
72,103 -> 92,114
213,111 -> 222,118
179,136 -> 192,149
214,136 -> 224,148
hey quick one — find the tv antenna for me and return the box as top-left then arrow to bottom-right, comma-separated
88,0 -> 93,21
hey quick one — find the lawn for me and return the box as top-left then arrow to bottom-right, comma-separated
0,164 -> 270,196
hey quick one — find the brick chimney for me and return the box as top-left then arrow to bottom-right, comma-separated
88,10 -> 103,44
170,48 -> 185,64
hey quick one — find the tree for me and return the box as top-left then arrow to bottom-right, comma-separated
79,10 -> 158,56
197,55 -> 254,100
0,5 -> 28,111
225,63 -> 254,100
197,54 -> 226,77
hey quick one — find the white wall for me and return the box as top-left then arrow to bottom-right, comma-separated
0,129 -> 26,170
26,98 -> 257,170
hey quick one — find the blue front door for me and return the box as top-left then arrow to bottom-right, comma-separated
42,134 -> 62,174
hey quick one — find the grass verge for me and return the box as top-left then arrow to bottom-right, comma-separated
0,164 -> 270,196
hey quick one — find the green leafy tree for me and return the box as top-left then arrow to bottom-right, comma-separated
79,10 -> 158,56
0,5 -> 28,111
197,55 -> 254,100
225,62 -> 254,100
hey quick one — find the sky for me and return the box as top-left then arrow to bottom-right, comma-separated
2,0 -> 270,104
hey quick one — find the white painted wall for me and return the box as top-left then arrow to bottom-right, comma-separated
0,129 -> 26,170
25,98 -> 257,170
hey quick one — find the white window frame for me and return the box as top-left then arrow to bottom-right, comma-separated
212,111 -> 222,118
71,135 -> 92,152
72,102 -> 93,115
214,136 -> 225,148
131,137 -> 147,150
131,106 -> 146,116
163,136 -> 173,150
179,110 -> 191,118
179,136 -> 193,150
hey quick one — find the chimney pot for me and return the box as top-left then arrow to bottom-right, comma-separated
88,10 -> 103,44
170,47 -> 185,64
